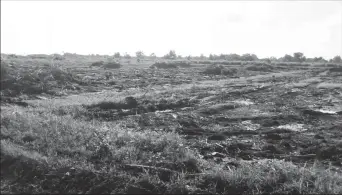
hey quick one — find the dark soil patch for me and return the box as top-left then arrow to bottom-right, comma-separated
0,98 -> 30,107
83,98 -> 193,121
216,114 -> 302,125
198,103 -> 238,115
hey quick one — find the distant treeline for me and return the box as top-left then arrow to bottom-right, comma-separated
1,51 -> 341,63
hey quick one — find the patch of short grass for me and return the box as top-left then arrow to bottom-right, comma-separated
2,94 -> 342,194
200,159 -> 342,194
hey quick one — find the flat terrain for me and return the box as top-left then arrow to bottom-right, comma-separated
1,56 -> 342,194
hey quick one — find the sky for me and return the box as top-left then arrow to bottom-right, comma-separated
1,1 -> 341,59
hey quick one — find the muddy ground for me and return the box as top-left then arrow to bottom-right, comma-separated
12,64 -> 342,165
1,61 -> 342,193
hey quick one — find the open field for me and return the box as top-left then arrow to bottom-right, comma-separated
1,55 -> 342,194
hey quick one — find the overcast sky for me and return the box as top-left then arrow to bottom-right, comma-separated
1,1 -> 341,59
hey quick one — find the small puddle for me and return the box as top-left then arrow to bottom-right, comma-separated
277,123 -> 307,132
241,120 -> 260,131
155,109 -> 173,113
315,109 -> 337,114
233,100 -> 254,106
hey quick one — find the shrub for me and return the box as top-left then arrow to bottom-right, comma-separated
329,67 -> 342,72
52,54 -> 65,61
90,61 -> 104,67
103,62 -> 121,69
0,63 -> 79,96
1,59 -> 10,81
150,61 -> 191,69
203,64 -> 237,75
245,64 -> 274,72
176,61 -> 191,68
214,61 -> 242,65
150,62 -> 177,69
194,60 -> 213,65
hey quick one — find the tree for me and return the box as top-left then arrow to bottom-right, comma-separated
219,54 -> 226,60
262,58 -> 271,64
226,54 -> 241,61
150,53 -> 156,59
241,53 -> 258,61
283,54 -> 294,62
124,53 -> 131,59
293,52 -> 306,62
332,55 -> 342,63
136,51 -> 145,59
114,52 -> 121,58
164,50 -> 177,59
177,55 -> 182,59
209,54 -> 214,60
186,55 -> 192,60
269,57 -> 278,62
200,54 -> 206,60
313,57 -> 327,63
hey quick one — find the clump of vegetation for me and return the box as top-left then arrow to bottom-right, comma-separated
150,61 -> 191,69
202,64 -> 237,75
1,59 -> 10,81
329,67 -> 342,72
103,61 -> 122,69
245,64 -> 274,72
193,60 -> 214,65
214,61 -> 242,65
90,60 -> 122,69
90,61 -> 105,67
0,60 -> 80,97
200,160 -> 342,194
86,97 -> 138,110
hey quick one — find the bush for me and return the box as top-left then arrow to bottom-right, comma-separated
203,64 -> 237,75
176,61 -> 191,68
193,60 -> 213,65
103,62 -> 121,69
150,62 -> 178,69
1,59 -> 10,81
245,64 -> 274,72
214,61 -> 242,65
52,54 -> 65,61
329,67 -> 342,72
0,63 -> 80,96
90,61 -> 104,67
150,61 -> 191,69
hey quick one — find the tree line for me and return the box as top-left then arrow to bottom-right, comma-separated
112,51 -> 341,63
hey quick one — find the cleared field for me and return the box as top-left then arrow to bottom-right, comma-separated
1,56 -> 342,194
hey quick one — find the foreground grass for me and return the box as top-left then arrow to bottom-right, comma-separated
1,105 -> 342,194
